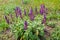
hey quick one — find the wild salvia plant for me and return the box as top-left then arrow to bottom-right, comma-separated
15,7 -> 23,19
15,7 -> 20,18
3,5 -> 47,40
29,7 -> 35,21
40,4 -> 46,15
24,21 -> 28,30
18,8 -> 23,19
39,4 -> 47,24
10,13 -> 45,40
42,14 -> 46,24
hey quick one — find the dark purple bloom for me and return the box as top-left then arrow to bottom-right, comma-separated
42,15 -> 46,24
15,7 -> 21,17
44,14 -> 46,19
15,7 -> 23,19
4,15 -> 8,20
15,7 -> 20,17
29,7 -> 33,15
6,19 -> 10,24
29,7 -> 35,21
24,21 -> 28,30
24,9 -> 26,15
29,14 -> 35,21
18,8 -> 23,19
41,4 -> 45,8
40,4 -> 46,15
4,15 -> 9,24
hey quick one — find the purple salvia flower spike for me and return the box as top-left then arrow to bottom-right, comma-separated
18,7 -> 23,19
15,7 -> 20,18
29,7 -> 33,15
19,12 -> 23,19
15,7 -> 23,19
41,4 -> 45,8
42,15 -> 46,24
40,4 -> 46,15
30,15 -> 35,21
24,21 -> 28,30
6,19 -> 10,24
44,14 -> 46,19
4,16 -> 9,24
5,15 -> 8,20
19,8 -> 21,15
40,9 -> 44,15
29,7 -> 35,21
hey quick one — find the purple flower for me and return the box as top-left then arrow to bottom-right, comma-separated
42,15 -> 46,24
18,8 -> 23,19
29,7 -> 33,15
29,14 -> 35,21
24,9 -> 26,15
15,7 -> 20,17
40,4 -> 46,15
29,7 -> 35,21
44,14 -> 46,19
4,15 -> 9,24
41,4 -> 45,8
24,21 -> 28,30
4,15 -> 8,20
15,7 -> 23,19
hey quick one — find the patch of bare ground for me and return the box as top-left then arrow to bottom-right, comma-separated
0,28 -> 15,40
44,25 -> 53,36
44,20 -> 60,39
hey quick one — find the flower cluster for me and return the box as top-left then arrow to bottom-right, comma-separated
40,4 -> 46,15
40,4 -> 47,24
4,4 -> 47,30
